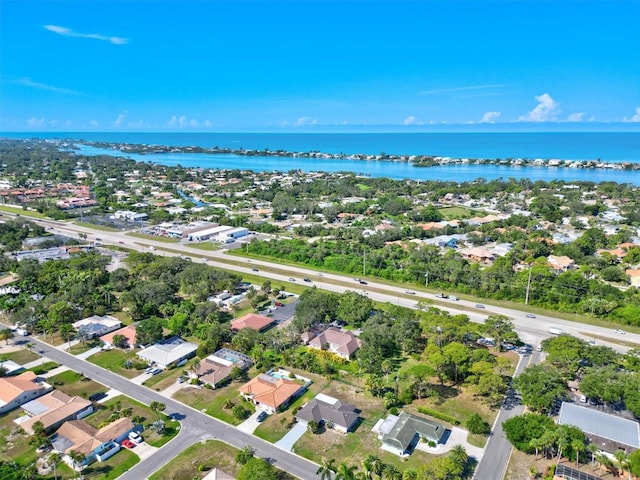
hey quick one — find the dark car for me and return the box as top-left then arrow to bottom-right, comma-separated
256,411 -> 268,422
359,280 -> 367,285
251,268 -> 259,272
303,278 -> 311,282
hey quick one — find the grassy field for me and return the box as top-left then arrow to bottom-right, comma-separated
48,370 -> 109,398
0,205 -> 47,219
187,242 -> 220,251
143,367 -> 184,390
0,348 -> 40,365
28,361 -> 59,375
437,206 -> 478,219
173,384 -> 254,426
128,232 -> 179,243
0,410 -> 38,467
89,349 -> 146,378
148,440 -> 241,480
74,222 -> 122,232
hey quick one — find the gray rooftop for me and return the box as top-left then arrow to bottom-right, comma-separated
295,394 -> 359,430
381,411 -> 446,453
558,402 -> 640,448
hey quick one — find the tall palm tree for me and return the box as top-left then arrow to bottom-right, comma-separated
362,455 -> 377,480
586,443 -> 598,465
316,458 -> 337,480
614,450 -> 632,480
449,445 -> 469,466
49,452 -> 61,480
335,462 -> 358,480
0,327 -> 14,345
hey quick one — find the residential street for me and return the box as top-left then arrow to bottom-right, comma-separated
8,331 -> 322,480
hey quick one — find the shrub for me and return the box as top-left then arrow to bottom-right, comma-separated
417,407 -> 460,425
466,413 -> 491,435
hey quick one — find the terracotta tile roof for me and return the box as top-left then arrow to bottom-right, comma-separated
240,374 -> 302,410
100,325 -> 137,348
230,313 -> 274,331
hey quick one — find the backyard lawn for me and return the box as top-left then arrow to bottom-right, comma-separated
89,349 -> 146,378
47,370 -> 109,399
0,348 -> 40,365
148,440 -> 240,480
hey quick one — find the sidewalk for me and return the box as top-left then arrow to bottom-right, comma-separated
158,382 -> 186,398
75,346 -> 102,360
22,357 -> 51,369
42,365 -> 70,378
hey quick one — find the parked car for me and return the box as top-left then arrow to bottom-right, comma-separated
150,368 -> 162,375
145,366 -> 155,374
121,439 -> 136,449
177,376 -> 187,384
129,431 -> 143,444
256,411 -> 268,422
274,301 -> 284,307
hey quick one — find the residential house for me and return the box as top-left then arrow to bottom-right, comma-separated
547,255 -> 576,273
558,402 -> 639,454
459,246 -> 495,264
239,373 -> 306,414
51,418 -> 135,468
100,325 -> 137,349
295,394 -> 359,433
302,327 -> 362,360
373,411 -> 447,457
137,337 -> 198,369
626,269 -> 640,288
20,390 -> 93,434
72,315 -> 122,340
192,349 -> 251,388
230,313 -> 275,332
0,371 -> 52,414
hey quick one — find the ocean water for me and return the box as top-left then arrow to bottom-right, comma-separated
3,132 -> 640,184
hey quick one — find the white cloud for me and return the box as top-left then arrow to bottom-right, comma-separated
518,93 -> 561,122
89,120 -> 99,128
114,111 -> 127,127
44,25 -> 128,45
127,120 -> 151,129
204,120 -> 213,128
419,84 -> 513,96
623,107 -> 640,122
293,116 -> 318,127
15,77 -> 83,95
26,117 -> 45,128
568,112 -> 586,122
403,116 -> 424,126
480,111 -> 501,123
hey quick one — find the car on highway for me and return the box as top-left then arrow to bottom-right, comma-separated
303,278 -> 311,282
118,241 -> 124,244
121,439 -> 136,449
435,293 -> 447,298
615,329 -> 626,334
288,277 -> 296,281
251,268 -> 259,272
449,295 -> 458,301
405,290 -> 416,295
526,314 -> 536,318
475,304 -> 485,308
359,280 -> 368,285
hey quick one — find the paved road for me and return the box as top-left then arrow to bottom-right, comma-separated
10,332 -> 321,480
473,350 -> 540,480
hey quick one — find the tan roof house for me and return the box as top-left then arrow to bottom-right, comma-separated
239,373 -> 305,414
547,255 -> 576,273
0,371 -> 52,414
626,269 -> 640,288
230,313 -> 275,332
192,349 -> 251,388
304,327 -> 362,360
51,418 -> 134,468
20,390 -> 93,434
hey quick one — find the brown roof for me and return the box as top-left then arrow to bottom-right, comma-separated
307,327 -> 362,358
240,374 -> 302,410
231,313 -> 274,331
55,418 -> 133,456
22,392 -> 92,434
0,371 -> 45,404
195,357 -> 233,387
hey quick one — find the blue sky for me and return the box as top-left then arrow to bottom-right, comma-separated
1,0 -> 639,132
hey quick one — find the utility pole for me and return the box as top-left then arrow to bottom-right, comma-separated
363,249 -> 366,276
525,266 -> 532,305
425,272 -> 429,288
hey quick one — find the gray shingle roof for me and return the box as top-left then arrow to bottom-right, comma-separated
381,412 -> 446,453
295,394 -> 359,430
558,402 -> 640,448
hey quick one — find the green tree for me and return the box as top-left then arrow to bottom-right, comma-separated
466,413 -> 490,435
135,317 -> 164,346
334,462 -> 358,480
236,457 -> 278,480
484,315 -> 517,352
235,445 -> 255,465
0,328 -> 14,345
317,458 -> 337,480
513,364 -> 567,413
149,401 -> 166,420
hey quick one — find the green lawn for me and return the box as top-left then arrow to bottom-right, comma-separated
27,361 -> 59,375
47,370 -> 109,399
128,232 -> 179,243
74,222 -> 122,232
187,242 -> 220,251
148,440 -> 241,480
0,205 -> 47,219
0,348 -> 40,365
0,410 -> 38,466
82,448 -> 139,479
173,384 -> 253,426
89,349 -> 146,378
143,367 -> 183,390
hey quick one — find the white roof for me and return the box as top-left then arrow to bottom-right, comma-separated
137,339 -> 198,367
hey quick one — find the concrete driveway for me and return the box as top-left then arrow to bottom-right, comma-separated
237,410 -> 266,434
275,422 -> 307,452
130,441 -> 158,461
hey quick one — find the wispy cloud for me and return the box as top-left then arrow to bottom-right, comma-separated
26,117 -> 46,128
44,25 -> 128,45
167,115 -> 202,128
519,93 -> 561,122
568,112 -> 587,122
403,116 -> 424,126
15,77 -> 83,96
623,107 -> 640,122
114,111 -> 128,127
293,117 -> 318,127
419,84 -> 513,96
480,111 -> 501,123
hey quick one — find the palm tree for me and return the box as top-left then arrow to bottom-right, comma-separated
68,450 -> 85,478
361,455 -> 377,480
0,327 -> 14,345
614,450 -> 631,480
20,463 -> 37,480
335,463 -> 358,480
316,458 -> 337,480
59,323 -> 75,349
449,445 -> 469,465
586,443 -> 598,465
383,464 -> 402,480
49,452 -> 61,480
150,401 -> 166,420
572,439 -> 585,467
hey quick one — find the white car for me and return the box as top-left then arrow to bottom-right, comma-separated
129,431 -> 143,444
615,329 -> 626,334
